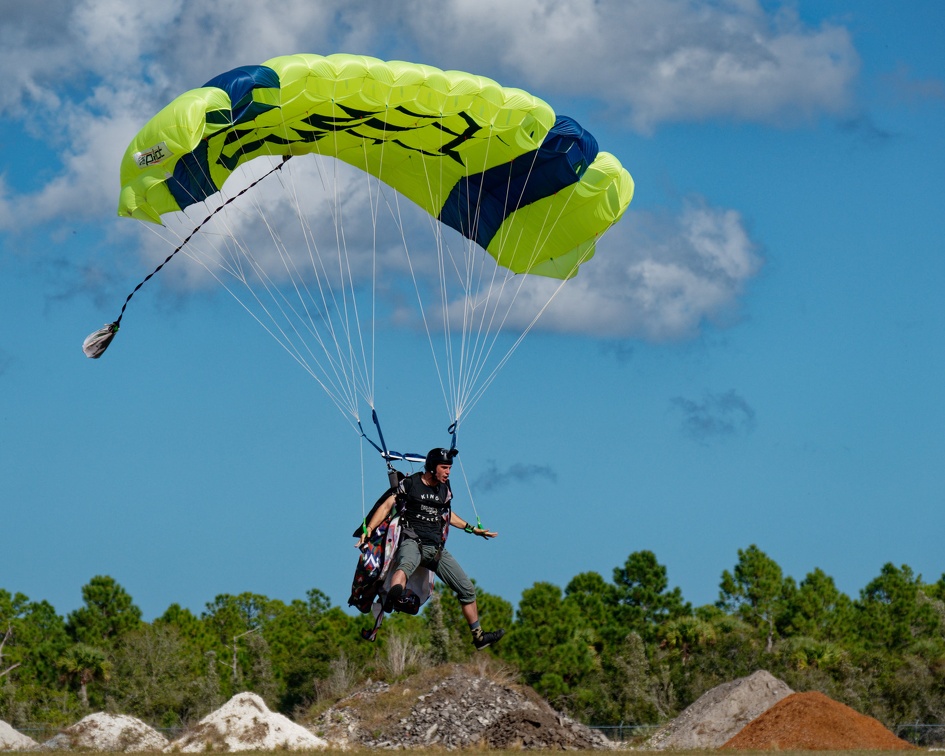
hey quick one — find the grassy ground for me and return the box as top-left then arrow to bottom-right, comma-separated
11,750 -> 936,755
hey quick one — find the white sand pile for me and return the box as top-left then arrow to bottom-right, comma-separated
42,712 -> 168,752
646,669 -> 793,750
1,720 -> 38,751
166,692 -> 326,752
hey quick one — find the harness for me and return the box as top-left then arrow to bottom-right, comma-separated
397,472 -> 452,564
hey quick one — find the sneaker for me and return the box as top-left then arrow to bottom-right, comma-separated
383,584 -> 403,613
472,628 -> 505,650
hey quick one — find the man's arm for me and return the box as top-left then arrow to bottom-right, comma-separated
356,493 -> 397,547
449,511 -> 497,539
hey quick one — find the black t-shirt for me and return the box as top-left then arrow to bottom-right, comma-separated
397,472 -> 452,546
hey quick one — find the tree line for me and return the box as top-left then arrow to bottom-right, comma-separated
2,545 -> 944,735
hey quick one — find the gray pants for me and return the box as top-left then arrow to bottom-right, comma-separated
393,539 -> 477,605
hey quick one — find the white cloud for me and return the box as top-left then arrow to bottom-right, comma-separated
4,0 -> 853,213
0,1 -> 402,230
501,199 -> 763,340
0,83 -> 158,228
71,0 -> 182,76
880,63 -> 945,106
105,173 -> 763,352
0,177 -> 13,230
471,460 -> 558,493
2,1 -> 860,128
0,1 -> 860,229
672,389 -> 757,440
4,0 -> 821,344
401,0 -> 859,131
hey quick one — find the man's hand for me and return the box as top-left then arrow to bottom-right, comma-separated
474,528 -> 497,539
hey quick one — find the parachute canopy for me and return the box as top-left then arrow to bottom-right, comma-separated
97,53 -> 636,452
118,53 -> 633,280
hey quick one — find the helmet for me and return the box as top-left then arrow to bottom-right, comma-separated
425,447 -> 458,472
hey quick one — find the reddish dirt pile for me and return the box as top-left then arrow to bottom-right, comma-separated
722,691 -> 915,751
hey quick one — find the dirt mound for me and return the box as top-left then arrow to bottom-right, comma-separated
484,708 -> 601,750
311,663 -> 613,750
646,669 -> 793,750
167,692 -> 326,752
722,690 -> 916,750
1,720 -> 38,751
42,712 -> 168,752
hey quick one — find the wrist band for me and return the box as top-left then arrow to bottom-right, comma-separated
464,523 -> 474,534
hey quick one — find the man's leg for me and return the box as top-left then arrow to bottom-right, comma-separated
435,549 -> 504,650
461,600 -> 479,625
390,570 -> 407,589
385,540 -> 420,612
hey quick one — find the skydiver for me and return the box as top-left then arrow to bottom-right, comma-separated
357,447 -> 505,650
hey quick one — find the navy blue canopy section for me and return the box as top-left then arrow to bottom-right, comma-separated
168,65 -> 281,210
437,115 -> 599,252
202,65 -> 281,126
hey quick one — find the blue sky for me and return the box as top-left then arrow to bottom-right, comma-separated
1,1 -> 943,622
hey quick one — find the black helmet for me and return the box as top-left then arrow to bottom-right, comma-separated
425,447 -> 458,472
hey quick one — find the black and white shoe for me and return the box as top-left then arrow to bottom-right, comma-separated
383,585 -> 403,613
472,628 -> 505,650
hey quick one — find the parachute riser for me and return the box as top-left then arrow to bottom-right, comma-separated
358,411 -> 459,483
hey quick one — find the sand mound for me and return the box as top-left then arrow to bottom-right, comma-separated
722,690 -> 916,750
42,712 -> 167,752
166,692 -> 326,752
1,720 -> 38,752
646,669 -> 793,750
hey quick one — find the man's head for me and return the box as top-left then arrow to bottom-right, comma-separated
425,447 -> 458,482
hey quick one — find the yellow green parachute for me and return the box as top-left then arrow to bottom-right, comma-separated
118,53 -> 633,280
88,53 -> 635,457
